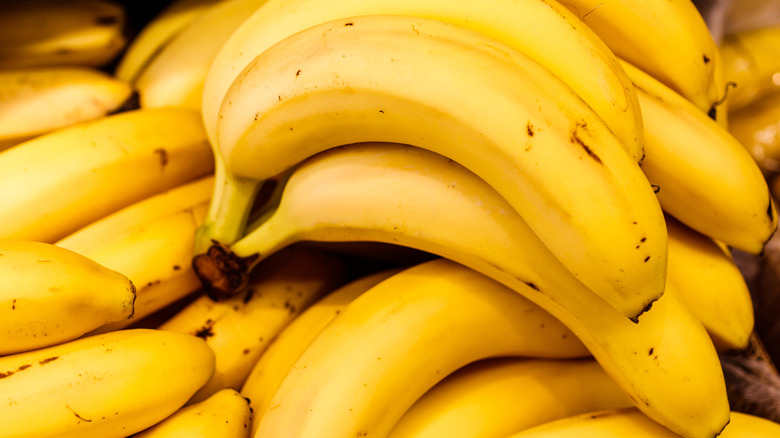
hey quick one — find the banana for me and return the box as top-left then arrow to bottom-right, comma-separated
719,25 -> 780,112
558,0 -> 720,117
0,328 -> 215,438
132,388 -> 251,438
0,240 -> 135,356
56,176 -> 214,332
253,258 -> 589,438
387,357 -> 633,438
158,246 -> 348,403
620,58 -> 778,254
135,0 -> 269,111
214,14 -> 667,320
115,0 -> 225,83
208,142 -> 729,438
0,0 -> 127,70
0,66 -> 136,151
241,268 -> 400,435
504,407 -> 780,438
729,91 -> 780,174
0,107 -> 214,243
665,215 -> 755,351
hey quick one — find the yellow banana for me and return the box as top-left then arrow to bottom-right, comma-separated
504,407 -> 780,438
0,240 -> 135,356
214,14 -> 666,320
241,268 -> 400,435
158,246 -> 348,403
387,357 -> 633,438
0,0 -> 126,70
559,0 -> 720,117
56,176 -> 214,332
0,66 -> 135,151
621,59 -> 777,254
210,142 -> 728,438
0,107 -> 214,243
665,215 -> 755,351
115,0 -> 225,83
729,91 -> 780,174
719,25 -> 780,112
132,388 -> 251,438
253,258 -> 589,438
0,329 -> 215,438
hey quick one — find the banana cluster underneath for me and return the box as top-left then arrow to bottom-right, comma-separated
1,0 -> 780,437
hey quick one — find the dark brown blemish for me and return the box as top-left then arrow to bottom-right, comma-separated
644,256 -> 650,262
172,265 -> 181,271
242,287 -> 255,304
0,364 -> 32,379
39,356 -> 59,365
194,319 -> 215,339
295,69 -> 301,77
524,281 -> 540,292
571,123 -> 602,164
648,347 -> 654,356
153,148 -> 168,167
703,54 -> 711,64
66,405 -> 92,422
651,185 -> 660,194
344,22 -> 354,26
11,299 -> 15,310
526,121 -> 534,137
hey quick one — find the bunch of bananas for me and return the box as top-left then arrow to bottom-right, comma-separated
1,0 -> 780,437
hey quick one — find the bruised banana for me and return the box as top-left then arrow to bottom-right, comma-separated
0,240 -> 135,356
241,268 -> 400,435
0,329 -> 215,438
621,59 -> 778,254
0,0 -> 126,70
214,14 -> 666,320
132,388 -> 251,438
253,258 -> 589,438
719,25 -> 780,112
56,176 -> 214,332
0,108 -> 214,243
559,0 -> 720,117
388,357 -> 632,438
210,142 -> 729,438
158,246 -> 348,403
0,66 -> 136,151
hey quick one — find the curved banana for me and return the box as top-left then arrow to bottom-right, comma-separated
253,258 -> 589,438
621,59 -> 777,254
0,66 -> 135,151
504,407 -> 780,438
729,91 -> 780,174
56,176 -> 214,332
203,0 -> 644,163
0,107 -> 214,243
0,240 -> 135,356
0,329 -> 215,438
666,215 -> 755,351
719,25 -> 780,112
115,0 -> 224,83
132,388 -> 251,438
215,14 -> 666,319
558,0 -> 720,117
241,268 -> 400,435
211,142 -> 728,438
0,0 -> 126,70
159,246 -> 348,403
387,357 -> 633,438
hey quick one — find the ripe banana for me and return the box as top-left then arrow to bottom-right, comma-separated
215,14 -> 667,320
505,407 -> 780,438
132,388 -> 251,438
215,142 -> 728,438
387,357 -> 633,438
719,25 -> 780,112
135,0 -> 268,111
0,240 -> 135,356
0,66 -> 135,151
241,268 -> 400,435
158,246 -> 348,403
729,91 -> 780,174
0,329 -> 215,438
665,215 -> 755,351
621,59 -> 778,254
0,0 -> 127,70
202,0 -> 644,163
56,176 -> 214,332
0,107 -> 214,243
253,258 -> 589,438
558,0 -> 720,117
115,0 -> 225,83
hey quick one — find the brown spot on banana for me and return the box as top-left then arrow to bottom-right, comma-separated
570,122 -> 602,164
153,148 -> 168,167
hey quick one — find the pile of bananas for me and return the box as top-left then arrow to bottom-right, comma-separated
2,0 -> 780,437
